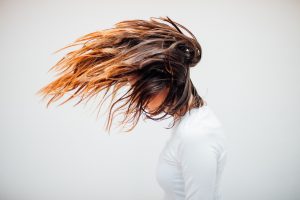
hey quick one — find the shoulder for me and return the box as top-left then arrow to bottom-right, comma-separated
174,105 -> 227,156
175,105 -> 224,138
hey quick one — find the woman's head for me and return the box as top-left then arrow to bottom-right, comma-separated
36,16 -> 205,133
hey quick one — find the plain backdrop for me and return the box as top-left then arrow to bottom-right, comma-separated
0,0 -> 299,200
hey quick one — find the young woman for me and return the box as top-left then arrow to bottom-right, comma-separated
36,16 -> 228,200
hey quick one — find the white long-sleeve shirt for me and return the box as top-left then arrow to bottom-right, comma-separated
155,104 -> 228,200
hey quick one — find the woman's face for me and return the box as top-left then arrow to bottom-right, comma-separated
128,77 -> 169,112
145,87 -> 169,112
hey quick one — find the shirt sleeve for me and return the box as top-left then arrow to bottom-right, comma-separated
177,131 -> 222,200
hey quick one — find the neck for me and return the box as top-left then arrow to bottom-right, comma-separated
173,94 -> 194,118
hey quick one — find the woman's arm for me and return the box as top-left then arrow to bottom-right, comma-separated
177,130 -> 226,200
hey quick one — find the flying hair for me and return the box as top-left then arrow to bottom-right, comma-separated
36,16 -> 205,133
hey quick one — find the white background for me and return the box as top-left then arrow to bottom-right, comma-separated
0,0 -> 299,199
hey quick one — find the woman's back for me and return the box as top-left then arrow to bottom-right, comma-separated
156,104 -> 228,200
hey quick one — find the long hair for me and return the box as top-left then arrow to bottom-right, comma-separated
36,16 -> 205,133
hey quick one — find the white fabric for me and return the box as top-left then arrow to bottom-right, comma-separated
155,104 -> 228,200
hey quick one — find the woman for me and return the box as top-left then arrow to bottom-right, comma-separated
36,16 -> 228,200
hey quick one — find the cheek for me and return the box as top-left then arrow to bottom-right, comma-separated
145,99 -> 156,110
145,87 -> 169,111
147,95 -> 164,110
